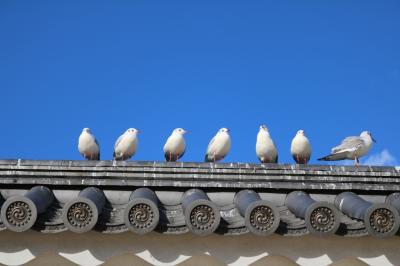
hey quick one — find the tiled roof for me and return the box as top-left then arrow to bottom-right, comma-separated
0,160 -> 400,237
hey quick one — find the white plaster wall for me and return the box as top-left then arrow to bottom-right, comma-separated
0,231 -> 399,266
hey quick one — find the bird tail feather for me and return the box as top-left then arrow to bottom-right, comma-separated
318,152 -> 346,161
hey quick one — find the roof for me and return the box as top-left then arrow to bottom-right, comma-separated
0,159 -> 399,237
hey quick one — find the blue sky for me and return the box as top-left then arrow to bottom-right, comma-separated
0,1 -> 399,165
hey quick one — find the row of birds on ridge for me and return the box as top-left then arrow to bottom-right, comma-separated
78,126 -> 376,165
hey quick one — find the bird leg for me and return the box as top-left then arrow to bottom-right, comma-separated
354,157 -> 359,166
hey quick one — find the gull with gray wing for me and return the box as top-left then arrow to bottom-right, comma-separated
113,128 -> 139,161
256,125 -> 278,163
163,128 -> 187,162
205,128 -> 231,162
318,131 -> 376,165
78,128 -> 100,160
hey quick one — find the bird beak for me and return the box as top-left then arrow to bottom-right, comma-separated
137,130 -> 141,134
184,130 -> 188,134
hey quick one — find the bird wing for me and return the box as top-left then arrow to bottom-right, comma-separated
178,148 -> 186,159
206,136 -> 216,153
318,150 -> 351,161
332,136 -> 363,154
114,134 -> 125,150
92,135 -> 100,159
204,136 -> 217,162
94,136 -> 100,148
163,136 -> 173,153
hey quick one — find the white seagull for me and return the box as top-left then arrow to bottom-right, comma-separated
256,125 -> 278,163
205,128 -> 231,162
163,128 -> 187,162
318,131 -> 376,165
78,128 -> 100,160
113,128 -> 139,161
291,129 -> 312,164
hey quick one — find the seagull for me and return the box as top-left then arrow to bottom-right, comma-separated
78,128 -> 100,160
256,125 -> 278,163
291,129 -> 312,164
205,128 -> 231,162
113,128 -> 139,161
318,131 -> 376,165
163,128 -> 187,162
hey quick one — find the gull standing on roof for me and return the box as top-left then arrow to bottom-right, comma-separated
291,130 -> 312,164
113,128 -> 139,161
78,128 -> 100,160
163,128 -> 187,162
205,128 -> 231,162
256,125 -> 278,163
318,131 -> 376,165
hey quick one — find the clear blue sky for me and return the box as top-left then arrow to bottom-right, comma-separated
0,1 -> 399,165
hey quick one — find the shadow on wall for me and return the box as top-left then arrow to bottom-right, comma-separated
0,231 -> 399,265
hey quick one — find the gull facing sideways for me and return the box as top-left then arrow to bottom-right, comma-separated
318,131 -> 376,165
